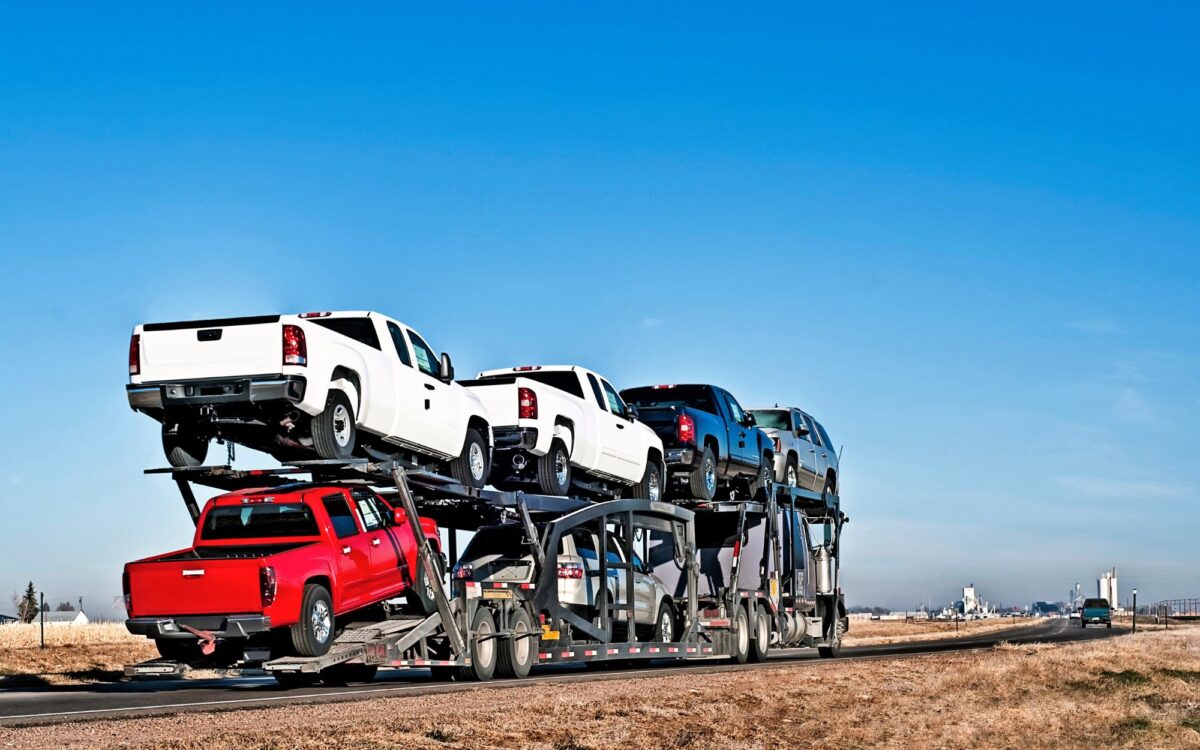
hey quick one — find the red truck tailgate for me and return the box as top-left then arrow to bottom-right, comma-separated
128,558 -> 264,617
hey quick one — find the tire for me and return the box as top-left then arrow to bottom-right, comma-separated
162,423 -> 208,468
730,606 -> 750,664
496,608 -> 535,679
633,459 -> 664,503
748,454 -> 772,500
320,663 -> 378,686
1107,622 -> 1112,629
784,456 -> 799,488
449,428 -> 489,489
272,671 -> 321,689
653,600 -> 676,643
822,474 -> 837,499
687,446 -> 718,501
536,439 -> 572,496
311,390 -> 356,460
458,607 -> 498,682
818,615 -> 843,658
154,638 -> 199,662
290,584 -> 335,657
404,553 -> 445,616
749,607 -> 770,663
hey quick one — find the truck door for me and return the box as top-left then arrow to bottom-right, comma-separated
793,410 -> 821,491
803,414 -> 830,492
321,493 -> 373,611
406,328 -> 459,456
385,322 -> 436,452
586,373 -> 627,478
351,490 -> 406,597
722,391 -> 758,469
599,378 -> 642,480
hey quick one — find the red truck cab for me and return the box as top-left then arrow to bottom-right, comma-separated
123,482 -> 441,662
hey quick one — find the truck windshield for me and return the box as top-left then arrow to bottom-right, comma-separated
749,410 -> 789,430
622,385 -> 716,414
201,504 -> 320,540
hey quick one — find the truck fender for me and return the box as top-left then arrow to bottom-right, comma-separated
328,378 -> 360,421
552,422 -> 574,455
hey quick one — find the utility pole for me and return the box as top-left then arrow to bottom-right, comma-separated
1131,589 -> 1137,634
39,592 -> 45,649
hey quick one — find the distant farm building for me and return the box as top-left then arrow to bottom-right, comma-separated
38,611 -> 89,626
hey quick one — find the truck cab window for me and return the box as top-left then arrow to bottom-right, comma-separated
310,317 -> 381,350
586,373 -> 607,411
407,330 -> 439,377
354,496 -> 385,531
600,380 -> 627,416
725,395 -> 746,425
322,495 -> 360,539
385,322 -> 413,368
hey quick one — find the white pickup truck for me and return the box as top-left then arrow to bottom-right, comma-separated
127,311 -> 493,487
460,366 -> 664,500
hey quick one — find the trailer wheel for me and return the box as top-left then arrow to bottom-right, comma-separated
730,606 -> 750,664
290,584 -> 334,657
818,616 -> 843,658
688,446 -> 718,501
162,423 -> 208,468
458,607 -> 498,681
537,439 -> 572,496
312,390 -> 356,460
496,609 -> 535,679
404,552 -> 445,616
749,607 -> 770,663
449,428 -> 489,489
320,663 -> 378,686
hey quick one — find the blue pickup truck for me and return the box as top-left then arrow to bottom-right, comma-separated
621,384 -> 774,502
1080,598 -> 1112,628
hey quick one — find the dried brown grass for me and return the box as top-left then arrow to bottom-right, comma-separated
4,627 -> 1199,749
844,615 -> 1042,645
0,623 -> 154,686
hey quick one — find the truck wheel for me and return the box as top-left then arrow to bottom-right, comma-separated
457,607 -> 498,681
688,446 -> 718,501
654,600 -> 676,642
154,638 -> 199,662
730,605 -> 750,664
162,423 -> 208,468
818,616 -> 843,658
404,553 -> 445,616
634,459 -> 664,502
449,428 -> 489,489
320,663 -> 378,686
822,475 -> 837,499
748,454 -> 772,500
537,439 -> 571,496
311,391 -> 356,460
749,607 -> 770,663
784,457 -> 799,487
290,584 -> 335,657
496,608 -> 535,679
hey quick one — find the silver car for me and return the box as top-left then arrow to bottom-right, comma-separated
747,407 -> 839,494
452,523 -> 677,641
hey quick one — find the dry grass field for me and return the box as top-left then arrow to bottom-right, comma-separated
4,626 -> 1199,749
844,615 -> 1044,645
0,623 -> 155,687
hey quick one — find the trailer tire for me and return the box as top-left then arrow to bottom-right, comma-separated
321,663 -> 378,686
162,423 -> 208,468
818,616 -> 843,658
537,439 -> 572,496
749,607 -> 770,663
290,584 -> 335,657
634,458 -> 664,503
404,552 -> 445,616
449,428 -> 489,489
458,607 -> 498,682
730,606 -> 750,664
688,446 -> 718,501
496,608 -> 535,679
312,390 -> 356,460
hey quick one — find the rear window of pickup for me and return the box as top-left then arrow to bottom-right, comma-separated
201,503 -> 320,540
622,385 -> 717,414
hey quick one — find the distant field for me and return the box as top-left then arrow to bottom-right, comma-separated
844,616 -> 1043,645
0,623 -> 154,687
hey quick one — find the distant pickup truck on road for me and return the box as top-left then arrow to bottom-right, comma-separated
620,384 -> 774,502
1080,598 -> 1112,628
461,366 -> 664,500
123,483 -> 443,670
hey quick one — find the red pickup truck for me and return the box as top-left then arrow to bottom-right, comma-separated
123,482 -> 442,663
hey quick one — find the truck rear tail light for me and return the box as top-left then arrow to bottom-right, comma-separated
452,564 -> 474,581
518,387 -> 538,420
772,437 -> 782,453
282,325 -> 307,366
653,384 -> 675,389
260,566 -> 277,607
557,562 -> 585,580
512,366 -> 542,371
128,334 -> 141,376
298,312 -> 331,318
122,570 -> 132,614
677,413 -> 696,445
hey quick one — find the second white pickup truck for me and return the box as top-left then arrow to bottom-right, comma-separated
127,311 -> 493,487
461,366 -> 664,500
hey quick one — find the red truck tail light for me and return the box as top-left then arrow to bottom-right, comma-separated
122,570 -> 132,614
298,311 -> 331,318
677,413 -> 696,445
260,566 -> 277,607
282,325 -> 307,366
518,387 -> 538,420
557,561 -> 585,580
128,334 -> 141,376
452,564 -> 474,581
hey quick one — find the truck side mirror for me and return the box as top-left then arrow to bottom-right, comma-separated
742,413 -> 757,428
439,352 -> 455,382
625,403 -> 639,421
796,425 -> 809,437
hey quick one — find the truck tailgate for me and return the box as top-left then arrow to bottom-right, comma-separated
138,316 -> 283,382
128,558 -> 263,616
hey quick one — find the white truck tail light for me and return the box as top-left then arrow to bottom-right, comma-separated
128,334 -> 141,376
282,325 -> 307,366
518,387 -> 538,420
557,561 -> 585,580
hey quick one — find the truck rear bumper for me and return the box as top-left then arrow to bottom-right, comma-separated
666,448 -> 696,466
126,615 -> 272,639
492,427 -> 539,452
127,376 -> 306,412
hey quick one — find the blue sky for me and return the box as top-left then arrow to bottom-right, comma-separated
1,3 -> 1197,615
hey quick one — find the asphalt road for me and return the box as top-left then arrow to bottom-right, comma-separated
0,618 -> 1120,727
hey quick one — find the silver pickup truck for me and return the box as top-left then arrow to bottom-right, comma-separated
746,407 -> 839,495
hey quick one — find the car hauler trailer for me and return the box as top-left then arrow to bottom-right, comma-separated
125,459 -> 846,684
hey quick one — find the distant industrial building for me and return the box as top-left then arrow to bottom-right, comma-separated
1098,568 -> 1118,606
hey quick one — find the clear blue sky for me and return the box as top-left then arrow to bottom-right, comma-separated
1,3 -> 1197,616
